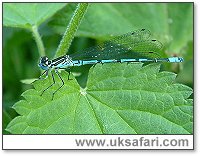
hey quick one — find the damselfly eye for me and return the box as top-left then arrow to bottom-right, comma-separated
41,56 -> 49,64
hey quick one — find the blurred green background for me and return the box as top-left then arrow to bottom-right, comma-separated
3,3 -> 193,134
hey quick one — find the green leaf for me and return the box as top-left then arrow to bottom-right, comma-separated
49,3 -> 193,55
6,63 -> 193,134
20,78 -> 38,84
3,3 -> 66,29
167,3 -> 193,54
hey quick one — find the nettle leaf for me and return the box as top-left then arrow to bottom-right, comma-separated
6,63 -> 193,134
3,3 -> 66,29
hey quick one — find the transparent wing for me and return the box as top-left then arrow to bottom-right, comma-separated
70,29 -> 163,60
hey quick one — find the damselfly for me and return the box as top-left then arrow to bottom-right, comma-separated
36,29 -> 184,100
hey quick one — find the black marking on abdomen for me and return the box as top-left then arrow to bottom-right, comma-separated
135,58 -> 140,62
116,60 -> 122,63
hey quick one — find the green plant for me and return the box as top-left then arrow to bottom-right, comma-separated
3,3 -> 193,134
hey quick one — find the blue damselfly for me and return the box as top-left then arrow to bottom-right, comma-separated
36,29 -> 184,100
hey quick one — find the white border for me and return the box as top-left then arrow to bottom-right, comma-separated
3,135 -> 193,150
1,0 -> 198,153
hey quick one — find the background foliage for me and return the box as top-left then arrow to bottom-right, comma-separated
3,3 -> 193,134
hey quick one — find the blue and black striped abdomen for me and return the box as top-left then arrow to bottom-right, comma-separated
71,57 -> 183,66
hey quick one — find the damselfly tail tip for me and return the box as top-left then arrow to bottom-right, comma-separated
168,57 -> 184,63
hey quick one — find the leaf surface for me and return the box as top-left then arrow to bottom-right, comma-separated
6,63 -> 193,134
3,3 -> 66,29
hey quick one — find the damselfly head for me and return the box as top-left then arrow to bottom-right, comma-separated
38,56 -> 51,70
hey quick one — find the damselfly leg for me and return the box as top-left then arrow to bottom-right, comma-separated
38,68 -> 73,100
66,68 -> 73,80
59,68 -> 73,80
40,71 -> 55,96
31,70 -> 48,84
38,70 -> 49,80
51,69 -> 65,100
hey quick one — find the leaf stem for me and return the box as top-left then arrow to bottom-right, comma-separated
54,3 -> 89,58
32,25 -> 45,57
